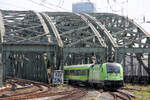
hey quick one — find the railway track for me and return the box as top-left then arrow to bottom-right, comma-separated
0,77 -> 87,100
121,87 -> 150,92
54,88 -> 87,100
109,90 -> 133,100
0,78 -> 138,100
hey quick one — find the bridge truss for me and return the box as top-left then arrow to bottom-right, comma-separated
0,10 -> 150,85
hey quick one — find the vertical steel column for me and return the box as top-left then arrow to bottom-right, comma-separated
40,54 -> 49,83
18,53 -> 22,78
0,10 -> 5,43
138,62 -> 142,77
148,53 -> 150,81
0,53 -> 3,86
61,50 -> 68,69
131,53 -> 134,79
26,53 -> 32,80
49,51 -> 55,83
59,48 -> 64,70
5,52 -> 11,78
0,11 -> 5,86
32,53 -> 36,80
25,53 -> 30,80
22,53 -> 26,79
138,31 -> 142,78
2,51 -> 6,83
46,52 -> 51,82
123,52 -> 126,75
54,52 -> 57,69
148,54 -> 150,69
115,48 -> 120,63
107,43 -> 112,62
6,52 -> 13,77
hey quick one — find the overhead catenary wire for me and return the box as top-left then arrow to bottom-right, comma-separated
57,0 -> 63,7
107,0 -> 128,15
29,0 -> 59,11
44,0 -> 71,12
0,1 -> 28,10
1,0 -> 128,15
29,0 -> 72,12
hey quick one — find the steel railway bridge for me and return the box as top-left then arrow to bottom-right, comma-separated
0,10 -> 150,85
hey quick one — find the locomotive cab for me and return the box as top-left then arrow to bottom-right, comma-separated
104,63 -> 124,87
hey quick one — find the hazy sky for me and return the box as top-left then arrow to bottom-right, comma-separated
0,0 -> 150,32
0,0 -> 150,21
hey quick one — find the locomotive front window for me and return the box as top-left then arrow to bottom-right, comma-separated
106,64 -> 120,73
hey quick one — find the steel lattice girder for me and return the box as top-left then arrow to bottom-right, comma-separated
3,51 -> 49,82
0,10 -> 54,44
88,13 -> 150,48
87,13 -> 150,75
0,10 -> 58,83
44,12 -> 105,48
43,12 -> 107,66
2,44 -> 56,52
42,12 -> 150,75
1,10 -> 150,77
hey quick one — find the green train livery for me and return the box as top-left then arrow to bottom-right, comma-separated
64,62 -> 124,88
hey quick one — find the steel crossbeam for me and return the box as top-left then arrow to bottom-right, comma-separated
83,13 -> 118,48
76,13 -> 106,47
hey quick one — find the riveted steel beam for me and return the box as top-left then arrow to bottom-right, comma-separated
118,47 -> 150,53
75,13 -> 106,47
1,10 -> 150,81
2,44 -> 56,52
34,11 -> 51,43
66,35 -> 95,47
1,10 -> 51,44
83,13 -> 118,48
89,13 -> 150,76
60,26 -> 89,36
128,19 -> 150,37
41,13 -> 63,47
0,10 -> 5,43
64,47 -> 105,53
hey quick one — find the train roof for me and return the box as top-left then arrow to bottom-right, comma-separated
64,64 -> 93,69
104,62 -> 122,66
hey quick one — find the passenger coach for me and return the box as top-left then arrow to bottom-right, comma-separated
64,62 -> 124,87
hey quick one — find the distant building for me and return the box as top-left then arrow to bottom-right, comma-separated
72,2 -> 95,13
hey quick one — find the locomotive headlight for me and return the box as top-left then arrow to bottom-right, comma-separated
105,76 -> 108,80
120,76 -> 123,79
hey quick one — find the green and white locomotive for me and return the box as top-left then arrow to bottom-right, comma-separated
64,62 -> 124,87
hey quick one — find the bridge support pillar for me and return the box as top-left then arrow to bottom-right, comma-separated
115,48 -> 122,63
2,51 -> 7,83
148,53 -> 150,69
0,53 -> 3,87
131,53 -> 134,77
123,53 -> 126,75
